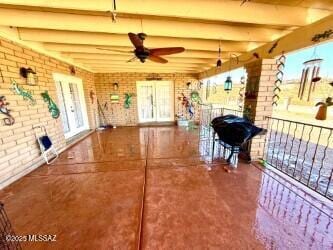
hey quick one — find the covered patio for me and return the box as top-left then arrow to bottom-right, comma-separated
1,126 -> 332,249
0,0 -> 333,249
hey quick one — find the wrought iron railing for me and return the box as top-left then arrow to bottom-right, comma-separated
0,202 -> 22,249
255,173 -> 333,249
199,106 -> 244,161
264,116 -> 333,200
199,106 -> 243,134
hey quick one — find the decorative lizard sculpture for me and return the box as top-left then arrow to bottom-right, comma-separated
124,93 -> 135,109
0,96 -> 15,126
41,91 -> 60,119
11,80 -> 36,105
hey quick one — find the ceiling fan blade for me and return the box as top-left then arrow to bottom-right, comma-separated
126,56 -> 138,63
150,47 -> 185,56
97,48 -> 132,54
148,55 -> 168,64
128,32 -> 143,48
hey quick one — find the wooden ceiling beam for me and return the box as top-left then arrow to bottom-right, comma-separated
17,28 -> 256,52
62,52 -> 234,60
74,57 -> 217,64
44,43 -> 241,58
0,7 -> 289,42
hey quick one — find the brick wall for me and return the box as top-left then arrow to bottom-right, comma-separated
0,37 -> 97,188
244,59 -> 277,159
94,73 -> 200,126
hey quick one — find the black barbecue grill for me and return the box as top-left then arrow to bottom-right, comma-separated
211,115 -> 266,167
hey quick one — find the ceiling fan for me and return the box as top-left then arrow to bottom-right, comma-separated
97,33 -> 185,63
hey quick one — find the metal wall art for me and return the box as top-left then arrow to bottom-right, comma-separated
238,76 -> 246,110
272,53 -> 286,106
268,40 -> 279,54
190,91 -> 202,104
11,80 -> 36,105
41,91 -> 60,119
0,96 -> 15,126
124,93 -> 135,109
178,93 -> 195,119
312,29 -> 333,43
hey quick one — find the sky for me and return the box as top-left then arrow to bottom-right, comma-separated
205,41 -> 333,84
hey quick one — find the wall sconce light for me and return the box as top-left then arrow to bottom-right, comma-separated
224,76 -> 233,92
20,67 -> 38,85
113,82 -> 119,91
186,82 -> 192,89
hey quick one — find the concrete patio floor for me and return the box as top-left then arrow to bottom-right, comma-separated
0,126 -> 332,249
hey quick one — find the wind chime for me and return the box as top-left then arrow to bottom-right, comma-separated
298,49 -> 323,102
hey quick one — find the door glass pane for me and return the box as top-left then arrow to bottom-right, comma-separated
156,84 -> 171,119
69,82 -> 84,128
139,85 -> 154,120
55,81 -> 70,133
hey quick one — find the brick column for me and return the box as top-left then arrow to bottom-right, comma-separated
244,59 -> 278,160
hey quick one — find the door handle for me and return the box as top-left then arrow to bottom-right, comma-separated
70,106 -> 75,112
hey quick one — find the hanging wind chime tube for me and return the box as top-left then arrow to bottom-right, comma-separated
272,53 -> 286,107
298,47 -> 323,101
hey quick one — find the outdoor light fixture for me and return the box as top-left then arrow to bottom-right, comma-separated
224,76 -> 233,92
113,82 -> 119,91
69,66 -> 76,75
20,67 -> 38,85
186,81 -> 192,89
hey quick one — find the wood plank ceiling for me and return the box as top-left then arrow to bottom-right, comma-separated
0,0 -> 332,73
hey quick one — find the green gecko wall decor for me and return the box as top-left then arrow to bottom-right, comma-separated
11,80 -> 36,105
41,91 -> 60,119
124,93 -> 135,109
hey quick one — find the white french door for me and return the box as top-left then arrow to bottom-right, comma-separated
137,81 -> 174,123
53,73 -> 89,139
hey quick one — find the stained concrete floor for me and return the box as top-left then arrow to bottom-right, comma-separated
0,126 -> 332,249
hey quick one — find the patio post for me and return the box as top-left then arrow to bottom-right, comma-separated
244,58 -> 278,160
